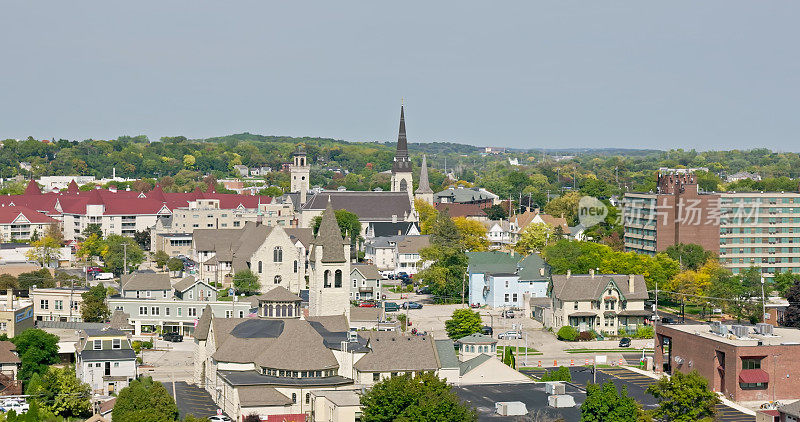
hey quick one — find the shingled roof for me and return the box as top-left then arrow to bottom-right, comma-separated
254,286 -> 302,303
312,201 -> 347,263
121,272 -> 170,291
194,305 -> 213,341
550,274 -> 649,301
354,332 -> 439,372
302,191 -> 413,222
415,155 -> 433,194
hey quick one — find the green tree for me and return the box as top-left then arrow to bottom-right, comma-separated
444,309 -> 482,340
581,381 -> 642,422
25,237 -> 61,267
166,257 -> 184,273
515,223 -> 554,255
782,278 -> 800,328
483,204 -> 508,220
11,329 -> 59,381
664,243 -> 716,271
430,209 -> 462,249
113,377 -> 180,422
557,326 -> 578,341
646,371 -> 718,422
82,223 -> 103,240
80,284 -> 110,322
102,234 -> 144,275
452,217 -> 489,252
77,233 -> 105,261
502,346 -> 516,368
25,366 -> 91,418
773,270 -> 800,297
544,191 -> 581,225
134,229 -> 151,251
414,198 -> 438,235
0,274 -> 18,290
233,270 -> 260,295
360,372 -> 476,422
153,250 -> 169,269
257,186 -> 284,197
17,269 -> 54,289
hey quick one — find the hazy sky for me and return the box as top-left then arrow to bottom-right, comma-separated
1,1 -> 799,151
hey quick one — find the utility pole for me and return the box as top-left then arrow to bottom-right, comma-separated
123,243 -> 128,275
461,273 -> 466,307
761,277 -> 767,323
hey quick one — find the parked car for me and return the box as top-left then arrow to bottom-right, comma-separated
402,301 -> 423,310
163,332 -> 184,342
1,399 -> 29,413
209,415 -> 231,422
497,331 -> 523,340
397,272 -> 409,279
619,337 -> 631,348
358,301 -> 377,308
94,272 -> 114,280
502,310 -> 515,319
481,325 -> 493,336
660,317 -> 675,324
383,302 -> 400,312
470,303 -> 481,308
416,286 -> 431,295
85,266 -> 101,274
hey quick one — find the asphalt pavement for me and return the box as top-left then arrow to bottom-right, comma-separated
453,382 -> 583,421
163,381 -> 222,419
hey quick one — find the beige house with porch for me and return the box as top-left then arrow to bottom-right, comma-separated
547,271 -> 650,334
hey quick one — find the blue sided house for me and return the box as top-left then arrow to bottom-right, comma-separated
467,251 -> 550,308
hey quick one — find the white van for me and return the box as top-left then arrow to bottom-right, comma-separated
94,272 -> 114,280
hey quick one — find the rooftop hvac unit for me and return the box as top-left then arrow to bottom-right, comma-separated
756,323 -> 774,336
495,401 -> 527,416
730,325 -> 749,338
674,356 -> 684,365
710,321 -> 726,336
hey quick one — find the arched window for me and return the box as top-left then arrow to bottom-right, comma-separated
273,247 -> 283,263
267,304 -> 273,317
274,275 -> 282,285
399,179 -> 407,191
293,260 -> 298,273
258,261 -> 263,274
324,270 -> 331,288
288,305 -> 293,317
334,270 -> 342,288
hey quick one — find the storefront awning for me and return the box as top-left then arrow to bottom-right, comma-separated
569,312 -> 597,317
738,369 -> 769,384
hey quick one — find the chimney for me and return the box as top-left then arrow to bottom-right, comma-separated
539,267 -> 545,277
566,269 -> 571,278
5,288 -> 12,309
628,274 -> 635,293
589,268 -> 595,278
392,214 -> 397,224
510,249 -> 515,257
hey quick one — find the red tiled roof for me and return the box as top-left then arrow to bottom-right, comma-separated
0,187 -> 271,217
0,206 -> 58,224
24,180 -> 41,195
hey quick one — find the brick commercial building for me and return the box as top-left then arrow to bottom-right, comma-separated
623,172 -> 800,279
655,323 -> 800,402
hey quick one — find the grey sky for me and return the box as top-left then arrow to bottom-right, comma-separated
1,1 -> 798,151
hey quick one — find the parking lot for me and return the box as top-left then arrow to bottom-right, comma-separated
522,367 -> 754,422
138,337 -> 196,383
163,381 -> 222,419
453,382 -> 583,421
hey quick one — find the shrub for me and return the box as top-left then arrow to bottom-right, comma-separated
557,326 -> 578,341
634,325 -> 654,339
578,331 -> 595,341
618,328 -> 628,336
539,366 -> 572,382
142,341 -> 153,350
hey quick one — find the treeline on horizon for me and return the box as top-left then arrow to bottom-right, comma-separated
0,134 -> 798,203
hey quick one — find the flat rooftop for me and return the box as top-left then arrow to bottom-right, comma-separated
658,323 -> 800,347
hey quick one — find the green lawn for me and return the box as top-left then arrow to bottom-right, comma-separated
565,348 -> 653,354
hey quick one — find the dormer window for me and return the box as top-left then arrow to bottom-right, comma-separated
112,338 -> 121,349
93,339 -> 102,350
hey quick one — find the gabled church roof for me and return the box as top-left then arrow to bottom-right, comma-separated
415,154 -> 433,194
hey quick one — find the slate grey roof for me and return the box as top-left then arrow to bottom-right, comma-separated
312,201 -> 347,263
391,105 -> 411,173
254,286 -> 302,303
435,187 -> 497,203
354,332 -> 439,372
237,385 -> 293,407
550,274 -> 649,301
194,305 -> 213,341
172,276 -> 203,293
455,333 -> 497,345
351,263 -> 381,280
109,310 -> 133,331
218,370 -> 353,387
85,328 -> 127,337
434,339 -> 459,369
284,227 -> 314,249
367,222 -> 420,238
780,400 -> 800,418
415,155 -> 433,194
79,349 -> 136,361
122,272 -> 171,291
302,191 -> 413,222
459,354 -> 492,376
517,254 -> 550,281
349,306 -> 382,322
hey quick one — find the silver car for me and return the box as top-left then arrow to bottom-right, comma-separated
497,330 -> 523,340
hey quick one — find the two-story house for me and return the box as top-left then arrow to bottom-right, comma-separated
547,271 -> 650,333
31,287 -> 87,322
76,328 -> 137,395
172,276 -> 218,301
121,272 -> 172,300
467,252 -> 550,308
349,264 -> 382,302
394,235 -> 430,276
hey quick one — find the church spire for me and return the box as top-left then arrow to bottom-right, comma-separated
415,154 -> 433,194
392,105 -> 411,174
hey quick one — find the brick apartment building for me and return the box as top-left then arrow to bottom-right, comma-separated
623,172 -> 800,279
655,323 -> 800,402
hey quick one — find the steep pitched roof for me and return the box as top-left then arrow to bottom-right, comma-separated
516,254 -> 550,281
313,201 -> 347,263
550,274 -> 649,301
254,286 -> 302,302
396,235 -> 430,254
351,263 -> 381,280
415,154 -> 433,194
284,227 -> 314,249
392,105 -> 412,173
0,341 -> 20,364
194,305 -> 214,341
459,353 -> 492,376
0,206 -> 59,224
302,191 -> 413,222
172,276 -> 208,293
24,180 -> 41,195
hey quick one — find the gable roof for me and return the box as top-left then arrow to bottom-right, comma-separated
435,187 -> 497,203
434,339 -> 459,369
121,272 -> 171,291
459,353 -> 493,376
354,332 -> 439,372
254,286 -> 302,303
516,254 -> 550,281
351,263 -> 381,280
0,341 -> 20,364
434,203 -> 486,218
550,274 -> 649,301
284,227 -> 314,249
367,221 -> 420,238
172,276 -> 209,293
303,191 -> 413,222
194,305 -> 213,341
0,206 -> 58,225
396,235 -> 430,254
467,251 -> 522,275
